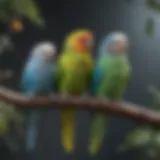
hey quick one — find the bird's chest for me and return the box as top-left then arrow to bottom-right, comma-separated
31,65 -> 52,91
66,58 -> 90,77
61,58 -> 91,93
101,61 -> 129,91
105,59 -> 129,79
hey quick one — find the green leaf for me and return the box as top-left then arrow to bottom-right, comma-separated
147,0 -> 160,12
10,0 -> 44,26
148,85 -> 160,109
0,101 -> 24,124
0,0 -> 12,22
145,147 -> 158,159
145,18 -> 154,36
0,34 -> 13,52
118,127 -> 152,152
153,131 -> 160,147
0,10 -> 10,22
0,100 -> 25,152
148,85 -> 160,96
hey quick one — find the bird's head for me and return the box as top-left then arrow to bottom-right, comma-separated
30,41 -> 57,62
100,32 -> 129,56
64,29 -> 94,54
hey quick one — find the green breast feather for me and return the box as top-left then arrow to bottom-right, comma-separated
98,55 -> 131,99
56,52 -> 93,95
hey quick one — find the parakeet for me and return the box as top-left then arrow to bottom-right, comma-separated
55,29 -> 94,153
21,42 -> 56,152
88,32 -> 131,155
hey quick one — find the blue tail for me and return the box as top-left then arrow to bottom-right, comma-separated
26,111 -> 39,152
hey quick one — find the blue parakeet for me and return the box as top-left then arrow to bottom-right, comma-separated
20,42 -> 57,152
88,32 -> 132,155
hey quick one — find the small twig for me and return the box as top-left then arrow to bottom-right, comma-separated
0,87 -> 159,126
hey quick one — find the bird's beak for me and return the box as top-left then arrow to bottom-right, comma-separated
86,40 -> 93,49
82,39 -> 93,52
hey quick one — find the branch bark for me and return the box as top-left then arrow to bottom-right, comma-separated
0,87 -> 159,126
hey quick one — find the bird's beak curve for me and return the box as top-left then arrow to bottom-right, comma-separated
80,38 -> 93,52
86,39 -> 93,49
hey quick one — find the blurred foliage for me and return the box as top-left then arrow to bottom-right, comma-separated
0,0 -> 44,27
125,0 -> 160,36
118,85 -> 160,160
0,100 -> 24,153
0,0 -> 44,56
146,0 -> 160,36
0,34 -> 13,53
145,18 -> 154,36
148,85 -> 160,109
118,126 -> 160,160
147,0 -> 160,12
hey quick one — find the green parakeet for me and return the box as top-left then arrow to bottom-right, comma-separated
55,29 -> 94,153
88,32 -> 132,155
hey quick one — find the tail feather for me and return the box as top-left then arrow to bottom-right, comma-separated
88,113 -> 109,155
26,111 -> 39,152
61,109 -> 75,153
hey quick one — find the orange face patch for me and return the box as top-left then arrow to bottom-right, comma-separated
72,32 -> 93,53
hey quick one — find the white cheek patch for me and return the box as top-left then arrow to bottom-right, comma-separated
31,42 -> 57,59
44,44 -> 57,56
110,32 -> 129,47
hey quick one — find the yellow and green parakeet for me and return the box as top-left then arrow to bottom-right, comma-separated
55,29 -> 94,153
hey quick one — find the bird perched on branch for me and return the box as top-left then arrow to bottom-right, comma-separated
88,32 -> 132,155
55,29 -> 94,153
20,41 -> 57,152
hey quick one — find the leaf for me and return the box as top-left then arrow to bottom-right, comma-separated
118,127 -> 152,152
0,101 -> 24,124
0,10 -> 10,22
10,0 -> 44,26
145,147 -> 158,159
147,0 -> 160,12
0,100 -> 25,152
153,131 -> 160,147
148,85 -> 160,96
0,34 -> 13,52
145,18 -> 154,36
148,85 -> 160,109
0,0 -> 12,22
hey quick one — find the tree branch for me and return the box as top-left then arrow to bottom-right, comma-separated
0,87 -> 159,126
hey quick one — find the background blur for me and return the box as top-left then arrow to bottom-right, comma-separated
0,0 -> 160,159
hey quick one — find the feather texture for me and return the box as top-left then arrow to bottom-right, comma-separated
88,32 -> 131,155
55,30 -> 93,153
21,42 -> 56,152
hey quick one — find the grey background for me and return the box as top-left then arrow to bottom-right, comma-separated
0,0 -> 160,159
